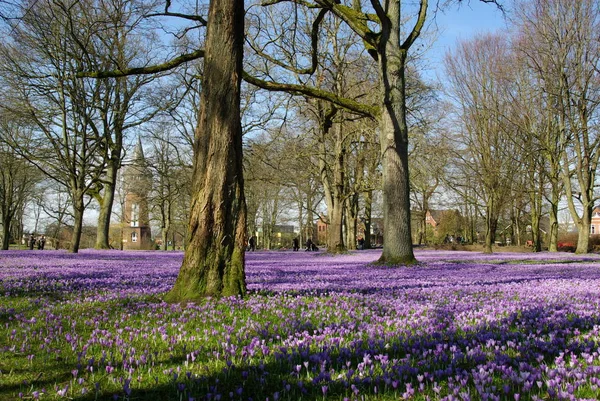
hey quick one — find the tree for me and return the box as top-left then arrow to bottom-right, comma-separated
0,0 -> 116,252
1,0 -> 164,251
445,33 -> 518,253
245,136 -> 288,250
84,0 -> 167,250
0,123 -> 38,249
502,50 -> 557,252
245,0 -> 502,264
514,0 -> 600,254
147,127 -> 192,251
410,127 -> 450,245
164,0 -> 246,300
77,0 -> 246,298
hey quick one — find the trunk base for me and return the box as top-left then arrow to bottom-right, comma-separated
374,255 -> 417,266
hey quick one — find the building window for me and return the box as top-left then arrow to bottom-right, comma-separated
131,203 -> 139,227
592,225 -> 596,235
131,232 -> 138,242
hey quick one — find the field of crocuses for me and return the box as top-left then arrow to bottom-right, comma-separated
2,249 -> 600,401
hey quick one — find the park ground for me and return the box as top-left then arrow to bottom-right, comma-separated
1,249 -> 600,400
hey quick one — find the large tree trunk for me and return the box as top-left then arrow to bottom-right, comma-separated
95,134 -> 122,249
484,212 -> 497,254
1,213 -> 12,250
530,191 -> 542,252
376,13 -> 415,265
71,194 -> 85,253
563,152 -> 594,254
95,168 -> 117,249
318,106 -> 346,253
547,188 -> 560,252
483,198 -> 497,254
576,205 -> 592,254
327,202 -> 344,252
344,196 -> 358,251
165,0 -> 246,301
363,190 -> 372,249
529,168 -> 544,252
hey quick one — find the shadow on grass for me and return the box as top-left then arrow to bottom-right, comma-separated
14,303 -> 592,401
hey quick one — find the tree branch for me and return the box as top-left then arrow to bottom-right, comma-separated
247,8 -> 327,75
316,0 -> 380,50
146,0 -> 207,25
401,0 -> 428,50
76,49 -> 205,78
243,71 -> 379,118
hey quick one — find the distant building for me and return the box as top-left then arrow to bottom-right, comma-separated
425,210 -> 444,229
316,219 -> 328,244
122,139 -> 153,250
591,208 -> 600,235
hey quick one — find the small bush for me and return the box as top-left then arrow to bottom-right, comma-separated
557,242 -> 576,252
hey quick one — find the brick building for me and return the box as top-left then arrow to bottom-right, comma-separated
122,139 -> 153,250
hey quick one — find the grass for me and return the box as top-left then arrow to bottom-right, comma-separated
1,249 -> 600,400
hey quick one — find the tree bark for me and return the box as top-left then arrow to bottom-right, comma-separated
363,190 -> 372,249
484,208 -> 497,254
576,205 -> 592,254
95,164 -> 118,249
165,0 -> 246,301
318,104 -> 346,253
1,213 -> 12,250
71,193 -> 85,253
345,196 -> 358,250
305,194 -> 314,243
529,185 -> 542,252
547,189 -> 560,252
376,4 -> 416,265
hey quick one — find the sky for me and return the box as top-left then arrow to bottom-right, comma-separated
20,1 -> 512,234
424,1 -> 509,81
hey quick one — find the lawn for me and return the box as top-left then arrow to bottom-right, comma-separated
1,249 -> 600,401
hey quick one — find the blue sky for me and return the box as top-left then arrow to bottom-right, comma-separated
425,1 -> 509,80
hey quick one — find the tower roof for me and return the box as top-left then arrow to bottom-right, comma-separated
132,136 -> 146,165
123,137 -> 152,194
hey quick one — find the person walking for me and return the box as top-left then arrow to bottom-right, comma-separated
28,234 -> 35,250
248,236 -> 256,251
39,235 -> 46,250
292,237 -> 299,251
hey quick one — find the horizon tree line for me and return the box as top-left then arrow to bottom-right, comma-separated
4,0 -> 600,301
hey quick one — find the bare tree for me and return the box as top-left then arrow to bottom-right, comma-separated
244,0 -> 502,264
0,0 -> 108,252
514,0 -> 600,253
147,126 -> 191,250
0,122 -> 39,249
83,0 -> 168,249
445,33 -> 519,253
410,122 -> 450,245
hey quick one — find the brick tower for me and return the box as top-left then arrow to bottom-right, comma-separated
122,138 -> 153,250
